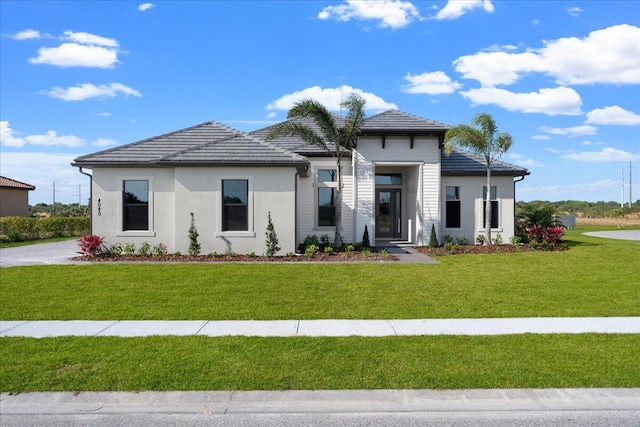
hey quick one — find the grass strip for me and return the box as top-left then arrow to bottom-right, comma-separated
1,334 -> 638,392
1,230 -> 638,320
0,236 -> 76,249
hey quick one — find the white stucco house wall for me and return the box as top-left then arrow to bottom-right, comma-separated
72,110 -> 529,254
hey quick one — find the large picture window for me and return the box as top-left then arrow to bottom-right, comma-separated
123,180 -> 149,231
483,186 -> 499,229
222,180 -> 248,231
445,186 -> 461,228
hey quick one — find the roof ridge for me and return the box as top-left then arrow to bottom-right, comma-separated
159,133 -> 241,161
445,147 -> 528,171
73,120 -> 239,162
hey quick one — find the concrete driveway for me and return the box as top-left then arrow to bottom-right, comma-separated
0,240 -> 80,267
583,230 -> 640,241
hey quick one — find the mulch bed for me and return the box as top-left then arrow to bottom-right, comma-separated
75,252 -> 399,263
416,243 -> 567,256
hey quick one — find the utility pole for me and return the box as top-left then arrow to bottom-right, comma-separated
78,184 -> 81,206
621,168 -> 624,208
630,161 -> 633,208
53,182 -> 56,213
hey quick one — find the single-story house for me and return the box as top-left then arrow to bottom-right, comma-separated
72,110 -> 529,254
0,176 -> 36,217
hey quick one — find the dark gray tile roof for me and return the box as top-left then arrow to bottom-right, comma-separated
73,120 -> 306,166
160,133 -> 308,165
442,148 -> 529,177
361,110 -> 450,133
249,115 -> 340,156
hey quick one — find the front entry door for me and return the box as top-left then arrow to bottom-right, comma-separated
376,190 -> 401,239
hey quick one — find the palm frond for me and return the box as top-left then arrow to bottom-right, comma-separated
287,99 -> 339,143
340,93 -> 366,149
265,122 -> 330,153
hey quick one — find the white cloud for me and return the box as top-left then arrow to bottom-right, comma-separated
545,148 -> 561,154
542,24 -> 640,85
1,121 -> 26,147
402,71 -> 462,94
531,135 -> 550,140
10,29 -> 51,40
518,179 -> 618,201
96,112 -> 112,117
453,51 -> 543,87
453,24 -> 640,87
63,31 -> 118,47
138,3 -> 155,11
24,130 -> 85,147
0,152 -> 86,204
436,0 -> 494,20
318,0 -> 420,29
508,153 -> 543,167
29,43 -> 119,68
43,83 -> 142,101
460,87 -> 583,116
531,18 -> 541,25
539,125 -> 597,137
562,148 -> 640,162
92,138 -> 118,147
585,106 -> 640,126
267,85 -> 398,111
567,6 -> 583,17
0,121 -> 85,148
265,112 -> 277,119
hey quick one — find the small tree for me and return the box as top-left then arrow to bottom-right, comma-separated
362,225 -> 370,248
428,224 -> 438,248
188,212 -> 201,256
265,211 -> 280,257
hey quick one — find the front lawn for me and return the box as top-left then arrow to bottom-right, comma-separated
2,334 -> 638,392
1,229 -> 638,320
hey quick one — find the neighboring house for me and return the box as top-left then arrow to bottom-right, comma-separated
72,110 -> 529,254
0,176 -> 36,217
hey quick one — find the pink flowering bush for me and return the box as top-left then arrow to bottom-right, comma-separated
77,234 -> 106,257
525,225 -> 565,250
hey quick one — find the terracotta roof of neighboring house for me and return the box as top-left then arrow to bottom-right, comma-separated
441,149 -> 530,177
73,120 -> 307,167
0,176 -> 36,190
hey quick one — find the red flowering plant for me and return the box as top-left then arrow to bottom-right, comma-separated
77,234 -> 106,257
525,225 -> 565,250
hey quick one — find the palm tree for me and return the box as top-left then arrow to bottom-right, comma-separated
266,93 -> 366,247
444,113 -> 513,245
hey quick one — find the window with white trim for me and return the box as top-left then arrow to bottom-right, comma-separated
317,169 -> 337,227
222,180 -> 248,231
123,180 -> 149,231
483,186 -> 499,229
445,186 -> 461,228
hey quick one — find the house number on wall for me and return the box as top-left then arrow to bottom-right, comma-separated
97,198 -> 101,216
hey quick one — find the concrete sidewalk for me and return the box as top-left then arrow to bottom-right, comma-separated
2,317 -> 638,338
2,388 -> 639,415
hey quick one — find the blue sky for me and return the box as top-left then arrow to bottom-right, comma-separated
1,0 -> 639,205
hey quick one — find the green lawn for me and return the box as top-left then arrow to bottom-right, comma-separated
2,334 -> 638,393
1,230 -> 638,320
2,228 -> 638,392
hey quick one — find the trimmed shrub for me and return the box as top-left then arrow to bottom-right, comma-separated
265,212 -> 280,257
188,212 -> 201,256
0,216 -> 89,243
428,224 -> 438,248
362,225 -> 370,248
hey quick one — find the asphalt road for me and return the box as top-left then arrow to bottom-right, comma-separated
3,410 -> 639,426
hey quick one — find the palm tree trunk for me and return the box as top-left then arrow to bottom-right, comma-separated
484,166 -> 492,246
334,160 -> 343,248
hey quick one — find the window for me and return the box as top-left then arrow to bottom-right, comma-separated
375,174 -> 402,185
222,180 -> 248,231
123,180 -> 149,230
445,186 -> 461,228
318,187 -> 336,226
318,169 -> 337,182
483,186 -> 499,229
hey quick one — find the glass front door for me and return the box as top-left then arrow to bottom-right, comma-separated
376,189 -> 401,238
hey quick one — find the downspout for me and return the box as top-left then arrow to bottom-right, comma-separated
513,174 -> 526,234
78,167 -> 93,235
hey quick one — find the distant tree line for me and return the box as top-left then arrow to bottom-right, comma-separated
516,199 -> 640,218
30,203 -> 89,218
